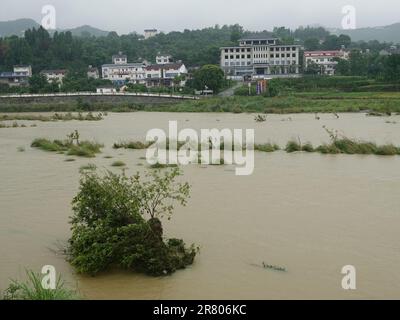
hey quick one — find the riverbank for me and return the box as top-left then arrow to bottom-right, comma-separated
1,91 -> 400,114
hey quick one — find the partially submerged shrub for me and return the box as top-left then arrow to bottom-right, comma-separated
67,168 -> 196,276
31,131 -> 103,158
254,143 -> 280,152
113,141 -> 151,150
79,164 -> 97,173
3,270 -> 79,300
285,140 -> 302,153
254,114 -> 267,122
111,160 -> 126,167
150,163 -> 178,169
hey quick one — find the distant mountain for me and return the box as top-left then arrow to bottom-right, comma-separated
63,25 -> 110,37
331,23 -> 400,43
0,19 -> 110,37
0,18 -> 39,37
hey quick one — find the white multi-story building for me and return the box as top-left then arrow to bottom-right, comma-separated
102,52 -> 146,85
304,50 -> 349,75
144,29 -> 158,39
145,63 -> 188,87
220,36 -> 301,79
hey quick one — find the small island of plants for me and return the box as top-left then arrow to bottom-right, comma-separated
66,168 -> 197,276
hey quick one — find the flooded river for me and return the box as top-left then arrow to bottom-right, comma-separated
1,112 -> 400,299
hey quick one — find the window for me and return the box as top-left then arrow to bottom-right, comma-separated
247,55 -> 251,59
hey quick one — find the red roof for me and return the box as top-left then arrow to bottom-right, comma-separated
304,51 -> 343,57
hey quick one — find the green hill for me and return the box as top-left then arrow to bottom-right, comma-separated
331,23 -> 400,43
0,19 -> 110,38
63,25 -> 110,37
0,18 -> 40,37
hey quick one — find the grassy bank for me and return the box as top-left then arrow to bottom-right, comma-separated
0,112 -> 104,121
2,91 -> 400,114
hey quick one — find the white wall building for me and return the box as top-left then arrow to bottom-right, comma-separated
102,53 -> 146,85
304,50 -> 349,75
112,52 -> 128,65
96,86 -> 117,94
220,36 -> 301,79
13,65 -> 32,77
156,54 -> 173,64
87,65 -> 99,79
145,63 -> 188,87
144,29 -> 158,39
41,69 -> 67,84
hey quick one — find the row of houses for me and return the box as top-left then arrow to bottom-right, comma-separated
0,52 -> 188,90
220,35 -> 352,78
101,52 -> 188,87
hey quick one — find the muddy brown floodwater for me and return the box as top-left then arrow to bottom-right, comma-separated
1,112 -> 400,299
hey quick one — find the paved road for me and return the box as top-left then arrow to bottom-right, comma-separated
218,82 -> 243,97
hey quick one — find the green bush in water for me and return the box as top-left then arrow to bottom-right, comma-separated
31,133 -> 103,158
67,168 -> 197,276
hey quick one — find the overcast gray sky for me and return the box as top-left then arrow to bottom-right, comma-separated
1,0 -> 399,34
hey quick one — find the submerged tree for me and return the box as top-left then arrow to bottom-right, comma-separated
67,168 -> 197,276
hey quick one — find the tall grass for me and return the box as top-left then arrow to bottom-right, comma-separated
2,270 -> 79,300
284,137 -> 400,156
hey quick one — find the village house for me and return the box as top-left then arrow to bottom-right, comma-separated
156,54 -> 173,64
304,50 -> 349,75
0,65 -> 32,87
41,69 -> 67,84
145,62 -> 188,88
87,65 -> 99,79
144,29 -> 158,39
102,52 -> 146,86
